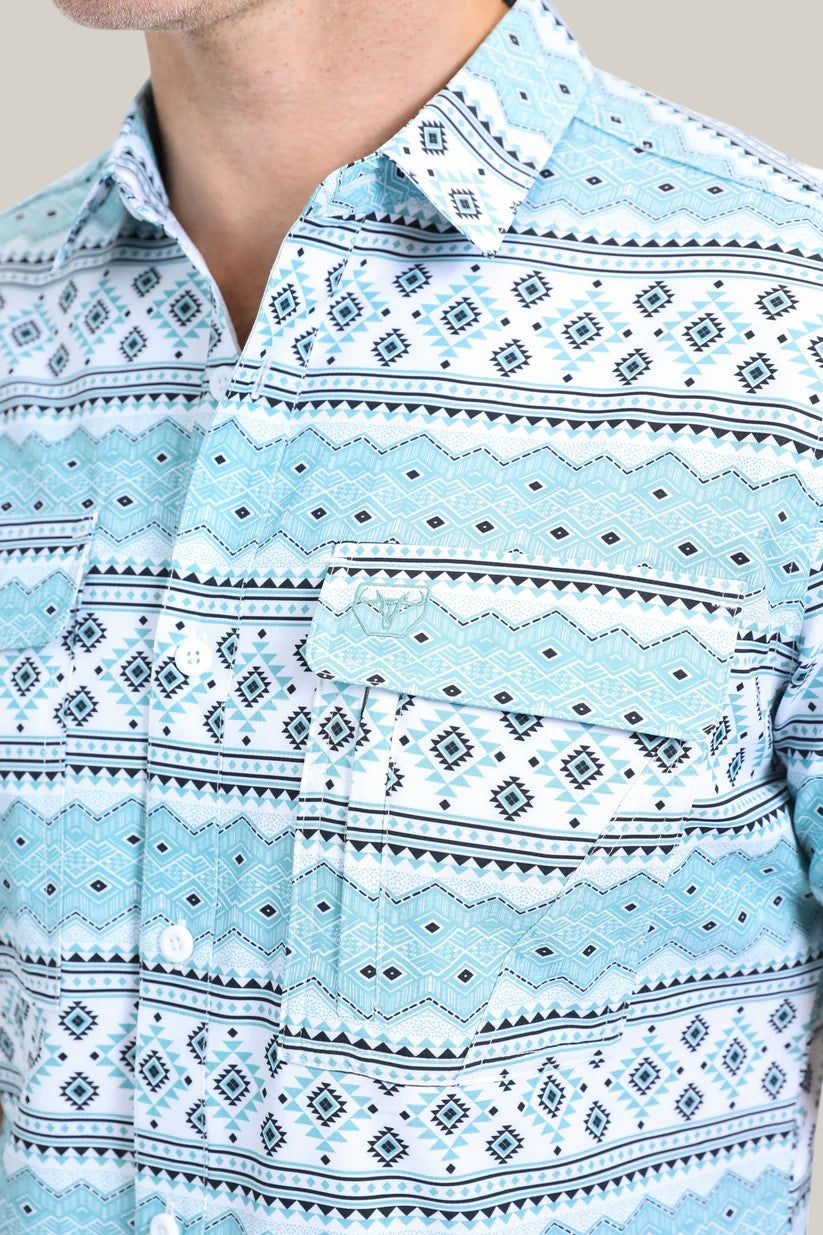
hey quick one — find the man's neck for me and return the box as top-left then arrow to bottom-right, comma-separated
145,0 -> 511,350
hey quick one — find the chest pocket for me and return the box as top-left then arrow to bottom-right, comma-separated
0,512 -> 96,965
280,540 -> 758,1075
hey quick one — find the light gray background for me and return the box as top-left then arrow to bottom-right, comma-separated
2,0 -> 822,1224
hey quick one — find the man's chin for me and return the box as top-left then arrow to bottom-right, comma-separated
51,0 -> 259,33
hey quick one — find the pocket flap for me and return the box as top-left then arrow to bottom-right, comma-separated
0,512 -> 98,648
304,541 -> 757,742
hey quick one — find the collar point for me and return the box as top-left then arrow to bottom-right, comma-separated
463,222 -> 511,258
475,240 -> 507,259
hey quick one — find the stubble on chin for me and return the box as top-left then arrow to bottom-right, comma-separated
52,0 -> 263,32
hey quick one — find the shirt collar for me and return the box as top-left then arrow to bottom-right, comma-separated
51,0 -> 593,272
381,0 -> 594,254
51,77 -> 169,273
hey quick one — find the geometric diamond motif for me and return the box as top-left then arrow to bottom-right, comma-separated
307,1082 -> 347,1127
490,775 -> 534,820
560,745 -> 605,790
486,1125 -> 523,1162
430,1093 -> 471,1135
368,1127 -> 409,1167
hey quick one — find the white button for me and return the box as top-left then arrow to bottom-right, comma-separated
149,1215 -> 179,1235
208,365 -> 233,402
173,636 -> 213,676
159,922 -> 194,964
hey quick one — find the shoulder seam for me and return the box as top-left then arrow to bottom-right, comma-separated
577,68 -> 823,221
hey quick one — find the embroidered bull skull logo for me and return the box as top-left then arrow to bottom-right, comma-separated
351,583 -> 429,637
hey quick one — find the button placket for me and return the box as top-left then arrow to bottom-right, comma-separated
135,595 -> 233,1235
134,178 -> 371,1233
201,211 -> 370,1170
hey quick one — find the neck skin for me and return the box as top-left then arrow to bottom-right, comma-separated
145,0 -> 510,350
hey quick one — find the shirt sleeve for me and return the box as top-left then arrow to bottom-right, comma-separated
772,532 -> 823,901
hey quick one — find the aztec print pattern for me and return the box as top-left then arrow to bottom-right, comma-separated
0,0 -> 822,1231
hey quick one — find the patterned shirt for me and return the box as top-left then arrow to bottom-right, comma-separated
2,0 -> 823,1232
